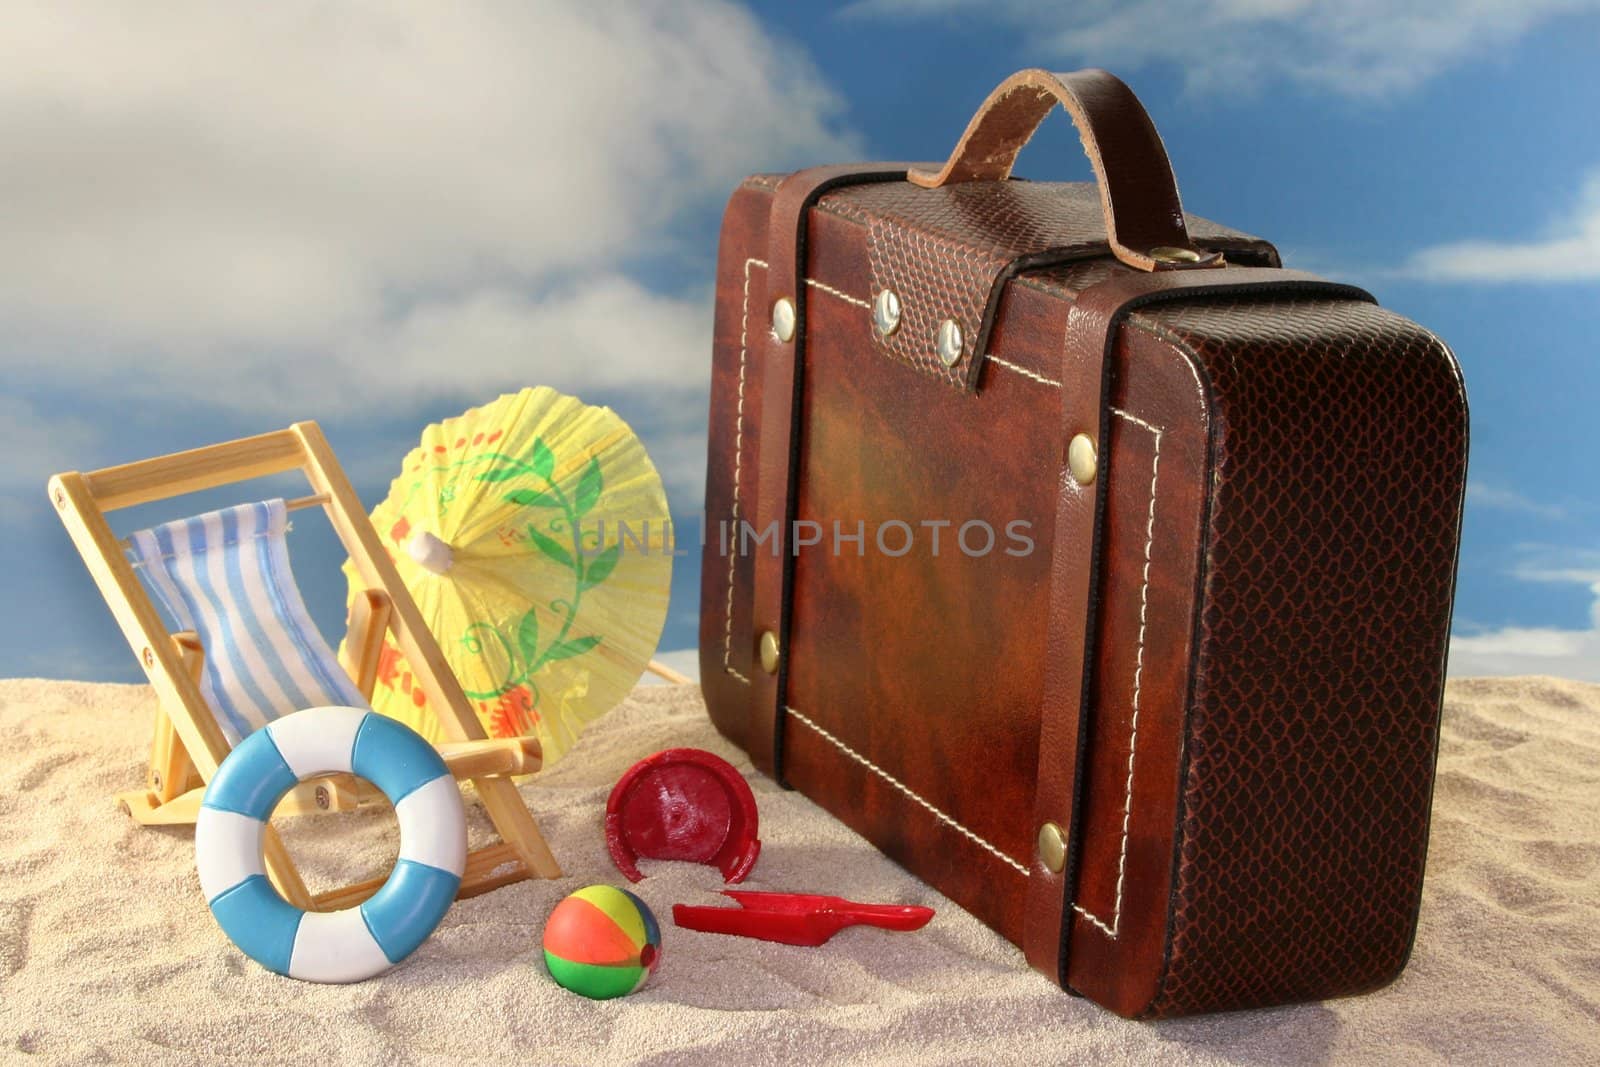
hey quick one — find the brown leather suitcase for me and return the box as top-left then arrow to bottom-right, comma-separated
696,68 -> 1468,1018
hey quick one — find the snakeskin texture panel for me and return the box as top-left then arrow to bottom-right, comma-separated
1140,298 -> 1467,1016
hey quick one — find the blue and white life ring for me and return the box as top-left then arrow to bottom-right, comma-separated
194,706 -> 467,983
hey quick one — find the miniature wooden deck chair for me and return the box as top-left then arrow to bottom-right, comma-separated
49,422 -> 562,913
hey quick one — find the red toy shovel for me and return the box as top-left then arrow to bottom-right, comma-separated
672,891 -> 935,947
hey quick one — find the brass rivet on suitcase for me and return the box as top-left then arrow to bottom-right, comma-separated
772,297 -> 797,343
1068,433 -> 1098,486
759,630 -> 780,674
872,289 -> 902,337
937,319 -> 963,366
1150,245 -> 1205,264
1038,821 -> 1067,873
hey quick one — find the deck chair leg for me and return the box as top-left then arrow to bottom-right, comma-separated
119,776 -> 368,826
435,737 -> 559,881
149,632 -> 206,802
148,708 -> 201,802
119,783 -> 207,825
296,422 -> 566,885
55,433 -> 558,915
340,590 -> 391,703
262,827 -> 314,910
473,776 -> 562,880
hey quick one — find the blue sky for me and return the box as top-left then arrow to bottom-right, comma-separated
3,1 -> 1598,683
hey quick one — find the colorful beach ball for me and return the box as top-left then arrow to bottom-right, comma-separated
542,885 -> 661,999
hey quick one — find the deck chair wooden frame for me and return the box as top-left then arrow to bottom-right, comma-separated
49,421 -> 562,912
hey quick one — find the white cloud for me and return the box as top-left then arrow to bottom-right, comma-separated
108,274 -> 715,416
0,0 -> 853,412
843,0 -> 1600,98
1450,548 -> 1600,680
1449,585 -> 1600,681
1507,546 -> 1600,587
1401,169 -> 1600,283
0,0 -> 857,533
345,277 -> 712,400
1466,481 -> 1568,521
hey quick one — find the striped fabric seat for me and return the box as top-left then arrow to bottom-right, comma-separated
126,499 -> 367,744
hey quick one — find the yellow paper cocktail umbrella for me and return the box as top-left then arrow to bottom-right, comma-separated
342,387 -> 673,765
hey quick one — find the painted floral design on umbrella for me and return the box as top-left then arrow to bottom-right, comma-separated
343,387 -> 673,764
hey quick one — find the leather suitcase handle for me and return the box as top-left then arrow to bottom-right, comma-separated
908,68 -> 1219,274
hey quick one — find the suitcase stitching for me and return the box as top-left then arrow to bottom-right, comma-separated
1135,299 -> 1466,1015
952,351 -> 1168,941
722,259 -> 923,679
985,354 -> 1061,388
720,260 -> 1088,679
785,704 -> 1031,877
983,326 -> 1211,943
1075,412 -> 1162,940
720,262 -> 1169,926
805,277 -> 870,310
721,256 -> 763,685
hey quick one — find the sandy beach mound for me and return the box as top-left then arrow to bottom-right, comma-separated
1,676 -> 1596,1064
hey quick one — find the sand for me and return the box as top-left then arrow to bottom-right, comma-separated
1,676 -> 1596,1065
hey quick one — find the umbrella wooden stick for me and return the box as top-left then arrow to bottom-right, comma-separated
646,659 -> 693,685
